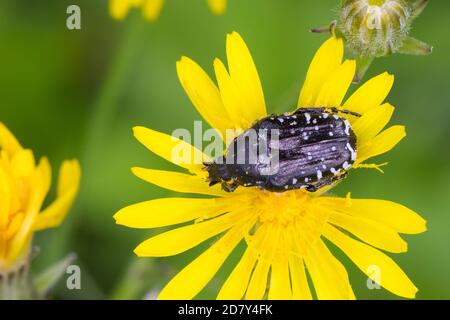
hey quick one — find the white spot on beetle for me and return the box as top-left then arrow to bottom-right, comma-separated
284,185 -> 289,189
292,115 -> 297,119
315,126 -> 319,131
322,164 -> 327,170
343,161 -> 351,170
317,170 -> 323,180
305,113 -> 311,124
290,121 -> 297,126
346,143 -> 357,161
313,119 -> 317,124
278,118 -> 284,123
333,115 -> 339,120
331,167 -> 339,176
322,113 -> 329,119
305,178 -> 309,183
344,120 -> 351,136
292,178 -> 298,184
303,132 -> 309,141
331,146 -> 337,151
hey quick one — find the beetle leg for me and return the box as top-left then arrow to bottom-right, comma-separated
322,107 -> 361,118
294,107 -> 327,116
306,172 -> 349,192
295,107 -> 361,118
332,108 -> 361,118
221,180 -> 239,193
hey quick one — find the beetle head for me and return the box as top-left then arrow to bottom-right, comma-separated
204,157 -> 231,186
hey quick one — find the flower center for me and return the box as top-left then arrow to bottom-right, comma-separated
368,0 -> 385,6
240,189 -> 328,259
255,190 -> 311,225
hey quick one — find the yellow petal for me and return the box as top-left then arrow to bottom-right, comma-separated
214,58 -> 252,129
132,167 -> 226,197
142,0 -> 165,22
134,210 -> 249,257
315,60 -> 356,107
10,149 -> 35,178
343,72 -> 394,115
226,32 -> 267,122
6,157 -> 51,264
133,126 -> 208,173
109,0 -> 133,20
245,258 -> 270,299
0,123 -> 22,155
33,160 -> 81,231
217,248 -> 257,300
208,0 -> 226,15
114,197 -> 226,229
357,125 -> 406,164
328,213 -> 407,253
324,224 -> 418,298
0,166 -> 11,230
177,56 -> 232,136
317,197 -> 426,234
268,258 -> 292,300
4,211 -> 24,239
158,223 -> 248,299
304,239 -> 355,300
289,255 -> 312,300
298,37 -> 344,107
352,103 -> 394,146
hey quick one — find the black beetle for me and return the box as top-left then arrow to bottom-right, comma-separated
205,107 -> 360,193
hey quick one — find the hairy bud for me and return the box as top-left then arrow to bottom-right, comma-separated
339,0 -> 414,57
311,0 -> 432,82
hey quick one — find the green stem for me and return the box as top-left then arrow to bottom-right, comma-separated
49,15 -> 146,289
110,258 -> 156,300
83,15 -> 145,180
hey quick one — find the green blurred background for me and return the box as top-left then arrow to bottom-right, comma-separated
1,0 -> 449,299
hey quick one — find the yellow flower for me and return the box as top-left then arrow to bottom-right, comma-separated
109,0 -> 227,22
0,124 -> 81,274
114,33 -> 426,299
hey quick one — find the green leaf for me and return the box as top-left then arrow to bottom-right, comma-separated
33,253 -> 77,299
412,0 -> 429,18
398,37 -> 433,56
310,20 -> 337,34
354,56 -> 374,84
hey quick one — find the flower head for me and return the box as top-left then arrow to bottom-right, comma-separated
115,33 -> 426,299
312,0 -> 432,82
109,0 -> 227,22
0,124 -> 81,274
340,0 -> 415,57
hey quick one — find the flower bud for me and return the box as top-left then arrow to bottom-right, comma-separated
311,0 -> 432,82
339,0 -> 416,57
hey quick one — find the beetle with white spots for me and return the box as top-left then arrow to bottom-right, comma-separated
205,107 -> 360,192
